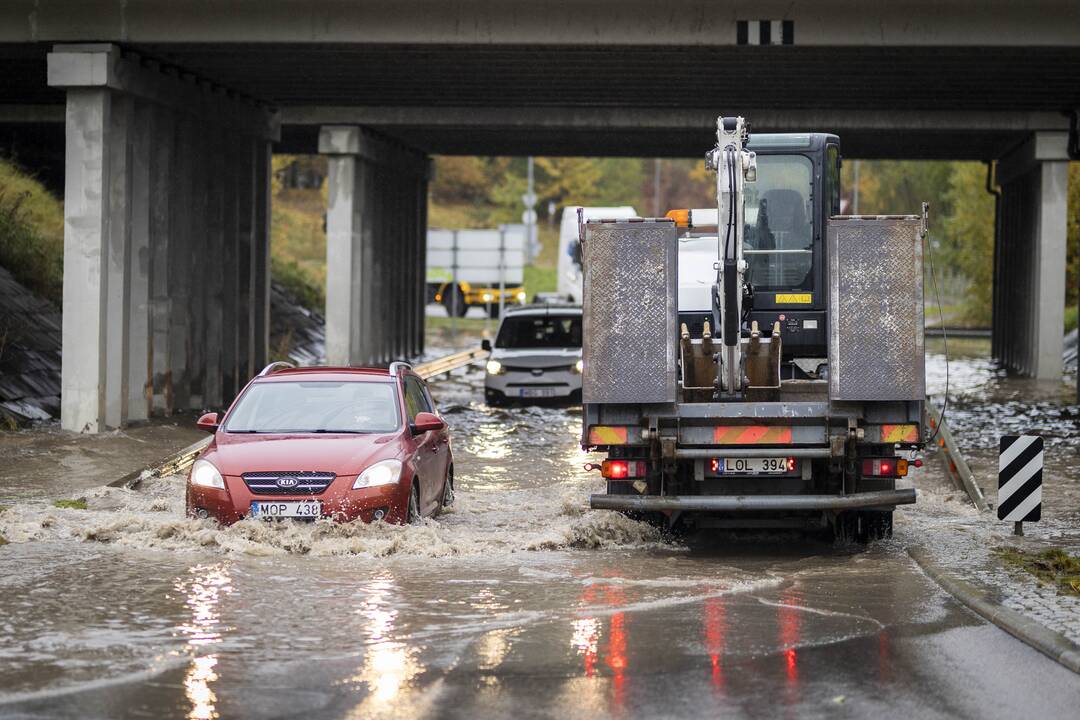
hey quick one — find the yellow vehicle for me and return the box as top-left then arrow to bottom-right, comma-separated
433,281 -> 527,318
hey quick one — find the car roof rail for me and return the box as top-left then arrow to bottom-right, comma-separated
389,361 -> 413,377
258,361 -> 296,377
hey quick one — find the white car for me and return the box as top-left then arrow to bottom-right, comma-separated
482,305 -> 583,405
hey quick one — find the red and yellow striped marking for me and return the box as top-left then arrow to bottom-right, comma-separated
880,424 -> 919,443
588,426 -> 630,445
712,425 -> 792,445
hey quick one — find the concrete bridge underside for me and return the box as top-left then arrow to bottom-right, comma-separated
0,1 -> 1078,429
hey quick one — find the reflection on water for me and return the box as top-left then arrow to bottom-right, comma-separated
777,587 -> 802,708
176,564 -> 233,720
703,597 -> 727,693
570,618 -> 600,677
345,573 -> 425,718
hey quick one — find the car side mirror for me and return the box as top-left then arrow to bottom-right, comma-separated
411,411 -> 446,435
196,412 -> 220,433
481,339 -> 492,352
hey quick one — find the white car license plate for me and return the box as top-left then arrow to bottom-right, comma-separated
250,500 -> 323,519
519,387 -> 557,398
720,457 -> 791,475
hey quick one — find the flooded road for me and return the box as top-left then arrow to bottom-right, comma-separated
2,355 -> 1079,719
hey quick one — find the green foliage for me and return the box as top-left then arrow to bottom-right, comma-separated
941,163 -> 996,326
52,498 -> 87,510
0,534 -> 7,546
523,264 -> 557,301
996,546 -> 1080,596
0,158 -> 64,305
271,255 -> 324,311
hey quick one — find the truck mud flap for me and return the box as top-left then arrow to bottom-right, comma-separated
589,489 -> 916,512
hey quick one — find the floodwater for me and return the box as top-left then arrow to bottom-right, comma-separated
1,346 -> 1079,719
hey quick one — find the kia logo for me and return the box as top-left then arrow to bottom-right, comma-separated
276,476 -> 299,488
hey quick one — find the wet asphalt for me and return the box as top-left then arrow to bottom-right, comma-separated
1,349 -> 1078,719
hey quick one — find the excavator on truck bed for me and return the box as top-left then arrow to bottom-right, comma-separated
581,117 -> 927,542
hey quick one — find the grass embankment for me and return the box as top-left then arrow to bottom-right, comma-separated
996,546 -> 1080,596
271,187 -> 327,310
0,159 -> 64,305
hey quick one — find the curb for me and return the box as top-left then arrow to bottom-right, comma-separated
909,545 -> 1080,674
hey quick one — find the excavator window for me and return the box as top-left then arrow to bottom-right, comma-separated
743,155 -> 814,291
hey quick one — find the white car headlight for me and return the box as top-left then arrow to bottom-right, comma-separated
486,359 -> 504,375
190,459 -> 225,490
353,459 -> 403,489
516,291 -> 526,302
574,358 -> 584,374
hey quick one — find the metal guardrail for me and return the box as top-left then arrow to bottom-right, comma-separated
413,347 -> 489,379
109,348 -> 489,489
925,400 -> 988,511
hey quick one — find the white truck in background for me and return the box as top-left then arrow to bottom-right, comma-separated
557,206 -> 637,302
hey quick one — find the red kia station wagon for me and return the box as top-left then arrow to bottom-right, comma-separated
186,362 -> 453,525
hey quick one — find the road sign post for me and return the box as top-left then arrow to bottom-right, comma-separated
998,435 -> 1043,536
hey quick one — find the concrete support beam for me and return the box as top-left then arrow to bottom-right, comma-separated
992,132 -> 1070,380
50,43 -> 278,431
319,125 -> 429,367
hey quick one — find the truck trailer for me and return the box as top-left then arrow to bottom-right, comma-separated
581,117 -> 926,542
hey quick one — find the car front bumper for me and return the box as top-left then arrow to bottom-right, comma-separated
187,476 -> 410,525
485,369 -> 582,399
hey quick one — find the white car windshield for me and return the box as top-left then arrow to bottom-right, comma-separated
224,381 -> 400,433
495,315 -> 582,349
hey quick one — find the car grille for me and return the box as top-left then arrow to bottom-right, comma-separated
503,364 -> 576,374
241,471 -> 338,496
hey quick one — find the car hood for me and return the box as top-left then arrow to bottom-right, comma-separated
206,433 -> 401,477
490,347 -> 581,368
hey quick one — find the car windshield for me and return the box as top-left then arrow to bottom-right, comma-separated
495,315 -> 582,349
743,154 -> 814,291
223,381 -> 400,433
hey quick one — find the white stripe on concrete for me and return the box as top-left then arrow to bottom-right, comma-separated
1002,484 -> 1042,522
999,435 -> 1038,471
998,451 -> 1044,501
747,21 -> 759,45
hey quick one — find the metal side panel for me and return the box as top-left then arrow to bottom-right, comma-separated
828,216 -> 925,401
583,220 -> 678,404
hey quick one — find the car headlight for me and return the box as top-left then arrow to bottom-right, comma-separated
486,359 -> 505,375
353,459 -> 403,489
516,291 -> 526,302
574,358 -> 584,374
190,459 -> 225,490
482,292 -> 493,302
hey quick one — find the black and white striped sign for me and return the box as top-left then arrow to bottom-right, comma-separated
736,20 -> 795,46
997,435 -> 1043,522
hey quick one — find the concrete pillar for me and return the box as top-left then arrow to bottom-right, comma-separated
149,105 -> 174,414
253,140 -> 272,371
320,125 -> 430,367
56,87 -> 111,433
994,132 -> 1070,380
49,44 -> 278,431
127,99 -> 152,421
322,128 -> 362,366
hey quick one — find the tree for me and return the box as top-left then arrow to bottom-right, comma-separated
942,163 -> 995,325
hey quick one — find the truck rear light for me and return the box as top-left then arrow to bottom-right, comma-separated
602,460 -> 646,480
862,458 -> 908,478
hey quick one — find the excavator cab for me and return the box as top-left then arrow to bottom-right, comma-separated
671,133 -> 840,371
